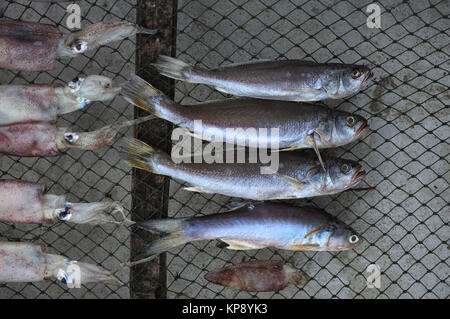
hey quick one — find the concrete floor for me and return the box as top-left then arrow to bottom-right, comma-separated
0,0 -> 448,299
166,0 -> 449,299
0,0 -> 137,298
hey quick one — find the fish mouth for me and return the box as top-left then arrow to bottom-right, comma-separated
350,167 -> 366,187
361,71 -> 373,87
356,121 -> 369,137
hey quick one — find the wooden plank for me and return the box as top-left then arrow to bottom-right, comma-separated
131,0 -> 177,299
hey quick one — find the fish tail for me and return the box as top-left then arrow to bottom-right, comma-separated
121,75 -> 176,114
135,218 -> 191,258
136,218 -> 188,234
152,55 -> 198,82
122,137 -> 171,174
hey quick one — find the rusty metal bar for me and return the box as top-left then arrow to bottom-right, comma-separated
131,0 -> 177,299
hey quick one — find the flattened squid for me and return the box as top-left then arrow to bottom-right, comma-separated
0,115 -> 153,157
0,179 -> 129,225
0,20 -> 156,71
0,242 -> 119,285
204,260 -> 309,292
0,76 -> 121,126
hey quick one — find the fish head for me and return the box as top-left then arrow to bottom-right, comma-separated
320,111 -> 369,146
325,65 -> 373,98
310,157 -> 365,193
69,75 -> 121,102
325,222 -> 361,250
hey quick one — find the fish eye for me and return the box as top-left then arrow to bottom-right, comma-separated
351,69 -> 361,79
340,163 -> 351,174
349,235 -> 359,244
346,116 -> 356,127
64,133 -> 79,144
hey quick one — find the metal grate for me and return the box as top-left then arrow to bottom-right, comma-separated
0,0 -> 448,299
0,0 -> 138,299
165,0 -> 449,299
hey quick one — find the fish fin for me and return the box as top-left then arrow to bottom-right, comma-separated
279,146 -> 301,152
281,243 -> 321,251
121,137 -> 170,173
222,239 -> 269,250
137,233 -> 190,261
304,225 -> 327,239
278,174 -> 305,190
153,55 -> 197,82
183,186 -> 212,193
121,75 -> 177,115
179,127 -> 203,140
263,167 -> 305,190
307,133 -> 326,173
225,200 -> 261,211
136,218 -> 188,234
129,218 -> 191,266
215,59 -> 271,68
214,86 -> 234,95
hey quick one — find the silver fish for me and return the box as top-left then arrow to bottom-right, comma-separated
121,75 -> 369,151
131,202 -> 361,265
153,55 -> 373,101
123,138 -> 366,200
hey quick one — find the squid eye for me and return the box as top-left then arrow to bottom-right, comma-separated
71,41 -> 88,53
64,133 -> 79,144
340,163 -> 351,174
349,235 -> 359,244
351,69 -> 361,79
346,116 -> 356,127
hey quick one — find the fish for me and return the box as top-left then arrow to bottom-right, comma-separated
121,75 -> 369,170
0,242 -> 119,285
131,202 -> 361,265
122,138 -> 366,200
0,179 -> 129,225
153,55 -> 373,101
122,75 -> 369,149
0,115 -> 153,157
204,259 -> 309,292
0,75 -> 121,126
0,20 -> 156,71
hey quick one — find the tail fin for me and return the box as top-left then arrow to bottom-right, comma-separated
122,137 -> 171,174
136,218 -> 188,234
121,75 -> 167,113
152,55 -> 196,82
133,218 -> 191,263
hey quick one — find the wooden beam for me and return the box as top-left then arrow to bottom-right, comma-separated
131,0 -> 177,299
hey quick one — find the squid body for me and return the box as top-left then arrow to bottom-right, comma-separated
0,179 -> 126,225
0,76 -> 121,126
0,242 -> 119,285
0,20 -> 156,71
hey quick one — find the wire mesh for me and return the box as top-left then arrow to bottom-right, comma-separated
0,0 -> 138,298
164,0 -> 449,299
0,0 -> 449,299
